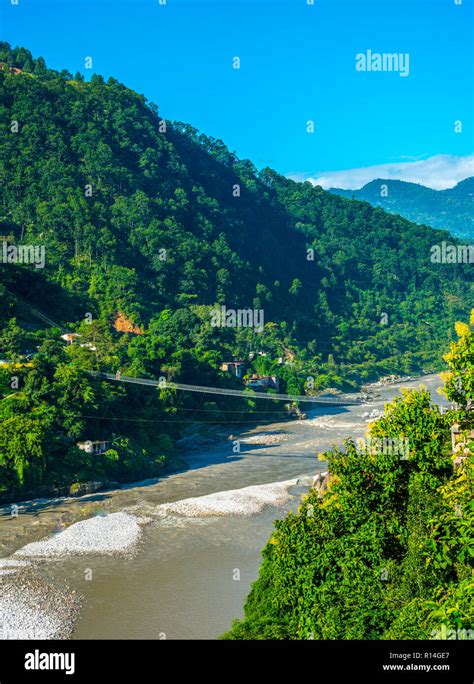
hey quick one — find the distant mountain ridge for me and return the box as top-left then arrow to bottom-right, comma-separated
329,177 -> 474,240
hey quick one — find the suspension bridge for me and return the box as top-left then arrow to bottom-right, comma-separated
88,371 -> 360,406
3,287 -> 360,407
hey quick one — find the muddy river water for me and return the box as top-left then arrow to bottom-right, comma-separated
0,375 -> 448,639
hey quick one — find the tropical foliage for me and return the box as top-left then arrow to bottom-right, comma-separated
223,314 -> 474,639
0,43 -> 472,499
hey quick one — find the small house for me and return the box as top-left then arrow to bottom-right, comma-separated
245,374 -> 280,391
220,361 -> 246,378
77,440 -> 111,455
61,333 -> 81,345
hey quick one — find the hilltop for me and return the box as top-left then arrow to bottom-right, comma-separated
0,42 -> 472,497
330,177 -> 474,240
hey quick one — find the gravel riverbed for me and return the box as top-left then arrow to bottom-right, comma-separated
0,572 -> 81,639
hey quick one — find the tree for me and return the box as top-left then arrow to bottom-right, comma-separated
0,415 -> 48,490
0,318 -> 23,360
223,314 -> 473,640
289,278 -> 302,297
440,309 -> 474,409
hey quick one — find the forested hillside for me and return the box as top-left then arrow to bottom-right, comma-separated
330,177 -> 474,241
0,43 -> 472,498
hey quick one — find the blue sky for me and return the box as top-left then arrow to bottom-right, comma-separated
1,0 -> 473,187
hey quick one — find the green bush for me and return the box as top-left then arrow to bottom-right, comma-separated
223,315 -> 474,640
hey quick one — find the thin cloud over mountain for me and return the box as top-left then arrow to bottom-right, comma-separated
294,154 -> 474,191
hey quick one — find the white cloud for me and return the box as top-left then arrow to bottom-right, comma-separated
292,154 -> 474,191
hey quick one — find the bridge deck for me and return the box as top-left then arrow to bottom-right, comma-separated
89,372 -> 360,405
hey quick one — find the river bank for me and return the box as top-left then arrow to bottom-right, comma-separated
0,373 -> 449,639
0,370 -> 413,509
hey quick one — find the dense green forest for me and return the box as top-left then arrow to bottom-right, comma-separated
223,314 -> 474,639
0,43 -> 472,499
330,177 -> 474,241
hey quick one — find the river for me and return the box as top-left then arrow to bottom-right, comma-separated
0,374 -> 449,640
